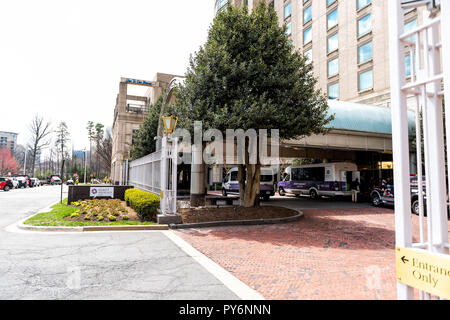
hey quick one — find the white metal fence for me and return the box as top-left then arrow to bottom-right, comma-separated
389,0 -> 449,300
128,136 -> 178,215
128,150 -> 162,195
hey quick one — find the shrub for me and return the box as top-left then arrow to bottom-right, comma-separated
124,189 -> 160,221
70,213 -> 79,218
108,215 -> 116,221
122,215 -> 129,221
124,188 -> 139,206
98,215 -> 104,221
84,215 -> 91,221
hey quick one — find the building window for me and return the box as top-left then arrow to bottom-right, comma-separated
357,0 -> 371,10
284,2 -> 292,19
358,13 -> 371,37
327,8 -> 338,30
405,54 -> 412,77
327,0 -> 337,6
328,58 -> 339,77
286,22 -> 292,36
304,48 -> 312,64
327,33 -> 338,53
216,0 -> 229,12
0,137 -> 6,148
358,41 -> 372,64
304,5 -> 312,24
359,69 -> 373,91
303,26 -> 312,45
328,83 -> 339,99
404,19 -> 417,41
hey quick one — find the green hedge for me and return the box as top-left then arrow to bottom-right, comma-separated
125,189 -> 160,221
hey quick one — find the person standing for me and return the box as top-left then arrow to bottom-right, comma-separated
351,178 -> 360,203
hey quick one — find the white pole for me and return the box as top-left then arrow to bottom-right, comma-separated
84,149 -> 87,184
424,13 -> 449,254
172,137 -> 178,215
23,149 -> 27,175
388,0 -> 414,300
441,0 -> 450,252
161,136 -> 168,215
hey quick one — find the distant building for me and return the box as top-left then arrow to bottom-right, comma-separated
111,73 -> 183,184
0,131 -> 18,153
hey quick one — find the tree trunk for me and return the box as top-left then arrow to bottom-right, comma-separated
238,138 -> 261,208
243,163 -> 261,207
238,164 -> 245,206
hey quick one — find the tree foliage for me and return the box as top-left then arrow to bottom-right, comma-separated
130,95 -> 164,160
173,3 -> 332,206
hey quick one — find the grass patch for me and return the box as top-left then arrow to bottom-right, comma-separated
24,198 -> 157,227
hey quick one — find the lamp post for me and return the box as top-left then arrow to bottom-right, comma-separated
83,148 -> 87,184
158,115 -> 180,224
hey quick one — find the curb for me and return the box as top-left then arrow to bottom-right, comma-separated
169,210 -> 304,229
17,223 -> 169,232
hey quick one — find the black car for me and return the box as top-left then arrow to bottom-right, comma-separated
370,177 -> 426,215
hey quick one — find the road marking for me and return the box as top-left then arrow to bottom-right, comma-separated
162,230 -> 264,300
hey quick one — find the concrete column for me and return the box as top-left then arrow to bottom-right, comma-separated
190,143 -> 205,207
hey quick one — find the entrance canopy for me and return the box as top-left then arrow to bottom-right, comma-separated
281,100 -> 416,155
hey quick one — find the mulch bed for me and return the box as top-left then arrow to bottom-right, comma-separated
179,206 -> 299,224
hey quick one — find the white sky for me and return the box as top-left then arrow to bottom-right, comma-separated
0,0 -> 215,153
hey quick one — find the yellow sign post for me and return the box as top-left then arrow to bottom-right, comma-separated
396,246 -> 450,299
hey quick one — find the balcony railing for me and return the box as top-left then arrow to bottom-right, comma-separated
126,104 -> 150,114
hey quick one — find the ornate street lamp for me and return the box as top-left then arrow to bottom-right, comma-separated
162,116 -> 178,135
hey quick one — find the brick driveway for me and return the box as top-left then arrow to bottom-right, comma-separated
174,207 -> 450,300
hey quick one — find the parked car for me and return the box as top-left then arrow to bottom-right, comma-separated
66,179 -> 74,185
8,177 -> 19,189
30,178 -> 41,187
0,177 -> 13,192
48,175 -> 62,185
16,176 -> 30,188
370,177 -> 426,215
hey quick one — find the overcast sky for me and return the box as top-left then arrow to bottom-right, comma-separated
0,0 -> 215,154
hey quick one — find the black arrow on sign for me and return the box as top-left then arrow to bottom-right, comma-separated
401,256 -> 409,264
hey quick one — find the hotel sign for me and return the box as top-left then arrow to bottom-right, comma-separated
123,78 -> 154,87
396,246 -> 450,299
90,187 -> 114,198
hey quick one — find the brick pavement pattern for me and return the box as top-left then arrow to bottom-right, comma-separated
174,208 -> 450,300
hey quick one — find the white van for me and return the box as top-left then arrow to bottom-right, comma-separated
222,167 -> 275,201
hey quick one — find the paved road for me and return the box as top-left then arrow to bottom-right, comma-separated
264,194 -> 375,210
0,186 -> 238,299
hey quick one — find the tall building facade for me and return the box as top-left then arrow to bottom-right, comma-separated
111,73 -> 182,184
215,0 -> 427,108
0,131 -> 18,153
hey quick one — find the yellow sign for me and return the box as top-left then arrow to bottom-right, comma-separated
381,161 -> 393,169
396,246 -> 450,299
160,191 -> 163,199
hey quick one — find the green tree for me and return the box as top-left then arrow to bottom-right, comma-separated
86,121 -> 95,170
94,123 -> 105,176
174,3 -> 332,207
55,122 -> 70,161
130,95 -> 164,160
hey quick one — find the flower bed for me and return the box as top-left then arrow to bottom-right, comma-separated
67,199 -> 135,222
